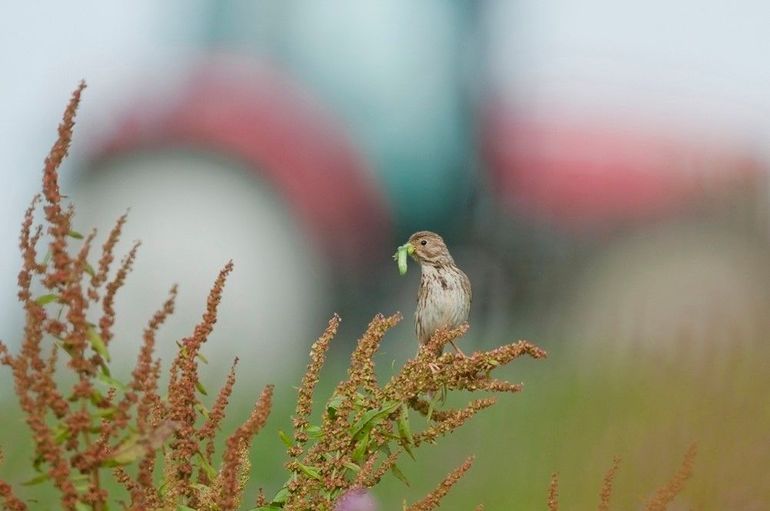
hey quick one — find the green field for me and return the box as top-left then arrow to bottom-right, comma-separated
2,330 -> 766,510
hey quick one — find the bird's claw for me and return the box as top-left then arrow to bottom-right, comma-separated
449,340 -> 467,358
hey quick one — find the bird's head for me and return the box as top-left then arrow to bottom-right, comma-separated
405,231 -> 455,266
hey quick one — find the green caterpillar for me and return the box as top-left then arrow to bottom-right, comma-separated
392,243 -> 415,275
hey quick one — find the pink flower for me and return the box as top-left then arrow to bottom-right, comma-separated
334,488 -> 377,511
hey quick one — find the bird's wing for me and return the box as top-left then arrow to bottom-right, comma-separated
462,269 -> 472,304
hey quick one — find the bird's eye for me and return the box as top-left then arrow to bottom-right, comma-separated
420,240 -> 427,246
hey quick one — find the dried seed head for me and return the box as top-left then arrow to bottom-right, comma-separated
405,456 -> 475,511
645,443 -> 697,511
547,473 -> 559,511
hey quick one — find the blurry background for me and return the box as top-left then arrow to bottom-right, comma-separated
2,1 -> 770,509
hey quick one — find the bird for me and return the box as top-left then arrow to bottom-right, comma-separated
403,231 -> 472,357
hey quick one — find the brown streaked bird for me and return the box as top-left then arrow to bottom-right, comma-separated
404,231 -> 471,356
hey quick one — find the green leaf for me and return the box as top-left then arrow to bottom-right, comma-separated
397,404 -> 415,460
349,400 -> 401,440
196,452 -> 217,480
34,294 -> 59,306
75,502 -> 91,511
106,434 -> 141,465
87,326 -> 110,362
378,443 -> 392,457
92,388 -> 106,405
296,463 -> 322,481
278,430 -> 293,448
326,394 -> 344,418
343,461 -> 361,473
194,402 -> 210,418
196,352 -> 208,364
351,431 -> 369,462
21,473 -> 50,486
32,454 -> 45,472
70,474 -> 90,492
177,506 -> 197,511
391,463 -> 410,486
195,380 -> 208,396
73,476 -> 90,493
306,425 -> 322,440
270,485 -> 290,505
427,394 -> 438,422
97,371 -> 127,391
55,338 -> 76,360
68,230 -> 84,239
84,262 -> 96,278
53,425 -> 70,444
94,407 -> 116,418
